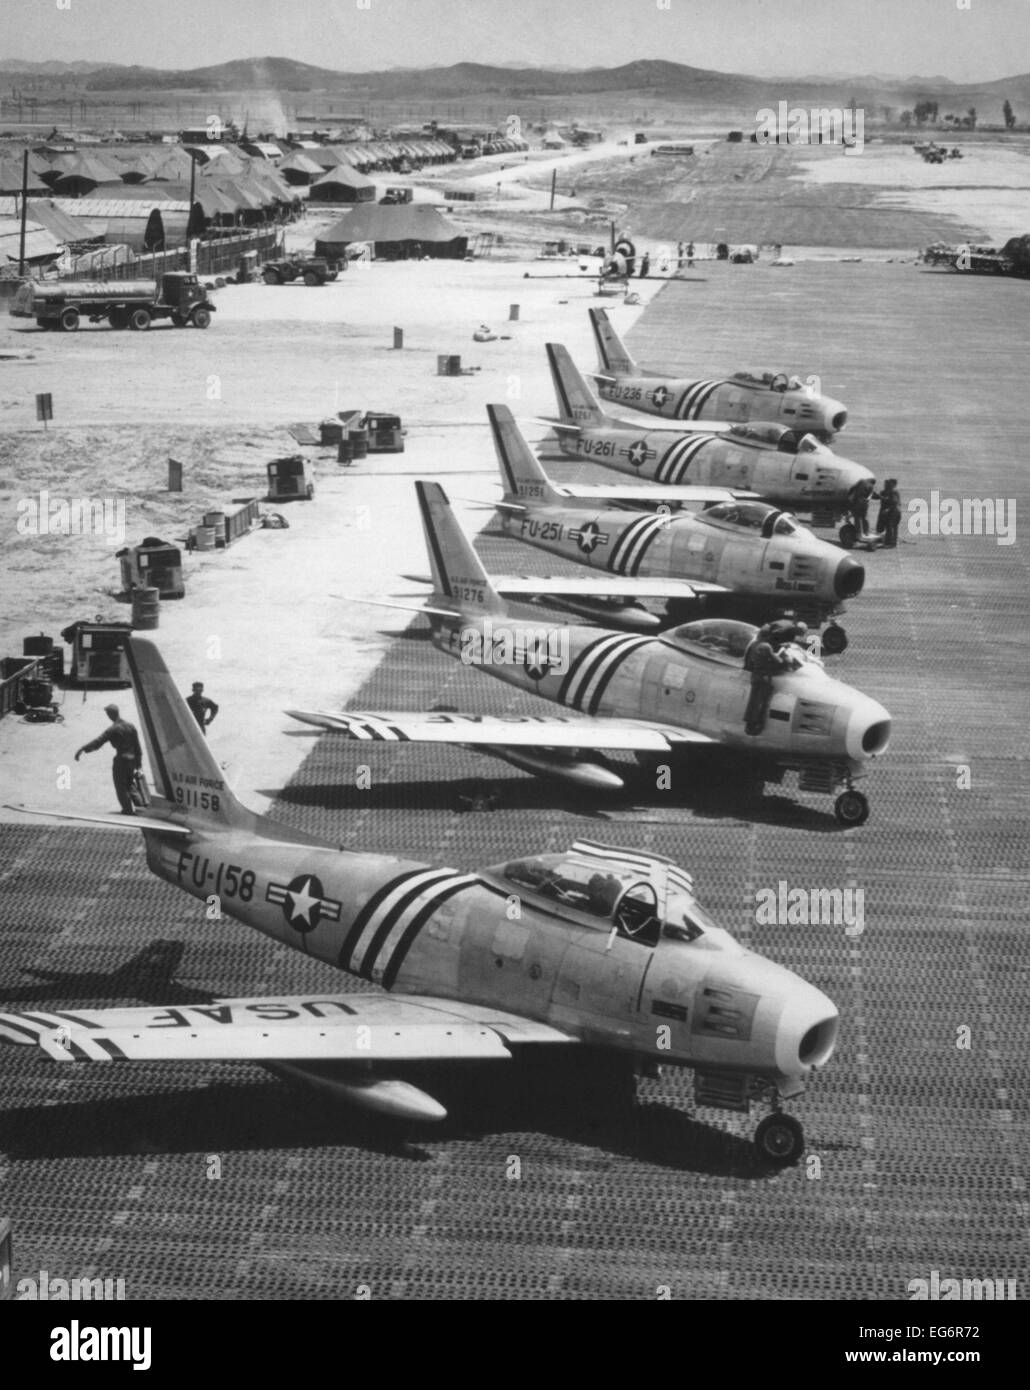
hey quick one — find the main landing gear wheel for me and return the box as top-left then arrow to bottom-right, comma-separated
838,522 -> 857,549
754,1113 -> 804,1166
834,788 -> 870,826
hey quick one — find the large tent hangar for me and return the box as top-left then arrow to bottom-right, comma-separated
308,164 -> 377,204
315,203 -> 468,260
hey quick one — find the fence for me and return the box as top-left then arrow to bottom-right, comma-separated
63,226 -> 284,282
0,657 -> 44,723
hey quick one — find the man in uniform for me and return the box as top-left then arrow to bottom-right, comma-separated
848,478 -> 875,539
186,681 -> 219,736
75,704 -> 143,815
875,478 -> 902,548
743,625 -> 796,735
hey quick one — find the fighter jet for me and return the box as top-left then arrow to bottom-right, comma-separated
545,342 -> 874,539
589,307 -> 848,439
289,480 -> 890,824
0,637 -> 838,1165
489,403 -> 865,642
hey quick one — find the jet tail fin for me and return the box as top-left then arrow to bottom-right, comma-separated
125,637 -> 255,833
415,481 -> 508,618
546,342 -> 609,426
589,306 -> 637,376
487,404 -> 565,507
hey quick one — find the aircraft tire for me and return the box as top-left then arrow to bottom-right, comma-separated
754,1113 -> 804,1166
838,522 -> 857,549
834,789 -> 870,826
821,623 -> 848,656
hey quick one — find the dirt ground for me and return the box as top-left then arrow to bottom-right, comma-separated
0,257 -> 654,814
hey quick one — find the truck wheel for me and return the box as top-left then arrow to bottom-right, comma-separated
263,269 -> 281,285
59,308 -> 80,332
302,271 -> 320,286
191,308 -> 212,330
128,308 -> 151,331
109,308 -> 128,330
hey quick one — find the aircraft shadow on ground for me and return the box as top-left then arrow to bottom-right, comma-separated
0,941 -> 193,1009
268,773 -> 841,830
0,1061 -> 782,1179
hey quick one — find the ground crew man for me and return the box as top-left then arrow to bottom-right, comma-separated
75,704 -> 143,815
849,479 -> 875,538
743,626 -> 795,735
875,478 -> 902,547
186,682 -> 219,735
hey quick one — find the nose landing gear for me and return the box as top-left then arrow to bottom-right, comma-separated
754,1112 -> 805,1166
834,787 -> 870,825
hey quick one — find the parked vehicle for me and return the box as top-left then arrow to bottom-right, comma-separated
11,272 -> 215,331
261,257 -> 340,286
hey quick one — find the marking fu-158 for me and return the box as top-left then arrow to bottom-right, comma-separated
290,479 -> 890,823
546,342 -> 874,539
589,307 -> 848,439
489,403 -> 865,639
1,637 -> 839,1165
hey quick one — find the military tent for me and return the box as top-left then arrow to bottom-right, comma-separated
315,203 -> 468,260
308,164 -> 377,204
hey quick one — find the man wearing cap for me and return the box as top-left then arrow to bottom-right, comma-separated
875,479 -> 902,548
186,681 -> 219,736
75,704 -> 143,815
743,624 -> 795,736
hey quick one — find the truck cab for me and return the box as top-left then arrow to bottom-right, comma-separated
267,454 -> 315,501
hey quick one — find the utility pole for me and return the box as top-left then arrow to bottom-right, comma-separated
187,149 -> 197,245
18,149 -> 29,277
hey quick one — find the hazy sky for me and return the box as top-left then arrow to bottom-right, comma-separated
3,0 -> 1026,82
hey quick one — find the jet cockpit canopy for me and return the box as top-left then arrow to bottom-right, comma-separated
730,370 -> 805,392
702,500 -> 804,538
659,617 -> 757,664
727,421 -> 802,452
491,840 -> 728,947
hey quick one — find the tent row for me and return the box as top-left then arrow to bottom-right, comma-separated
0,137 -> 459,198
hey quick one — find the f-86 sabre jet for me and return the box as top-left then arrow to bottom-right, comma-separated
0,637 -> 838,1165
289,480 -> 890,823
545,342 -> 874,540
489,403 -> 865,641
589,307 -> 848,440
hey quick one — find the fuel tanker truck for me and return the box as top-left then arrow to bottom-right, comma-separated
10,271 -> 215,332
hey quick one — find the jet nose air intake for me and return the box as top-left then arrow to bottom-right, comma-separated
834,555 -> 865,599
776,987 -> 840,1076
844,697 -> 892,761
830,407 -> 848,433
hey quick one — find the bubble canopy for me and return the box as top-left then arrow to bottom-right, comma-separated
659,618 -> 758,664
702,501 -> 804,538
485,840 -> 739,950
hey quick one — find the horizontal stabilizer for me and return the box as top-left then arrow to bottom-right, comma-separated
3,803 -> 191,836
